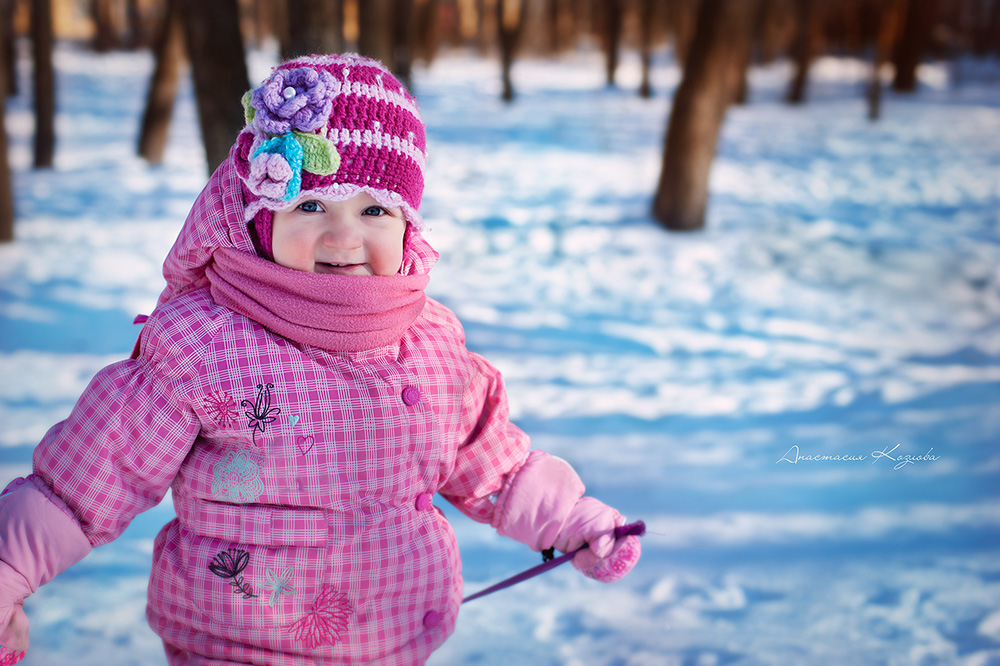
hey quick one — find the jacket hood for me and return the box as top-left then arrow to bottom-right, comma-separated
157,148 -> 438,309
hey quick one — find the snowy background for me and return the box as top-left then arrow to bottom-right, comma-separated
1,40 -> 999,665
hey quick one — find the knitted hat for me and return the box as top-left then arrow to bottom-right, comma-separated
232,53 -> 426,259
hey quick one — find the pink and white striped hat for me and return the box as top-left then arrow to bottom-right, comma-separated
232,53 -> 426,258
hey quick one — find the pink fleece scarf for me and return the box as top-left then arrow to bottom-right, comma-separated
206,247 -> 429,352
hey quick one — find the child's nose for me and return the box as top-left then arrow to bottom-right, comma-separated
320,216 -> 362,248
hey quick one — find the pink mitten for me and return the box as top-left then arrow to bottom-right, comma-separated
0,646 -> 26,665
0,603 -> 28,656
571,534 -> 641,583
552,496 -> 622,558
554,496 -> 641,583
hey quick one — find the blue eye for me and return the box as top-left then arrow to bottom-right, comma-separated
298,200 -> 322,213
363,206 -> 387,216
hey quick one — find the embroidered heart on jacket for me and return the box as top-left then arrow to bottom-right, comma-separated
296,435 -> 315,455
289,415 -> 300,427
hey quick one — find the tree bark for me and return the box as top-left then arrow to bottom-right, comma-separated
667,0 -> 699,68
653,0 -> 759,231
892,0 -> 937,91
358,0 -> 394,66
92,0 -> 117,52
125,0 -> 145,49
498,0 -> 526,102
413,0 -> 442,64
2,0 -> 16,97
868,0 -> 906,121
0,0 -> 13,243
32,0 -> 55,168
603,0 -> 623,87
786,0 -> 815,103
639,0 -> 655,98
178,0 -> 250,174
391,0 -> 415,89
282,0 -> 343,60
138,0 -> 186,164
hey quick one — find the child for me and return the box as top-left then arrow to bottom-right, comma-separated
0,53 -> 640,665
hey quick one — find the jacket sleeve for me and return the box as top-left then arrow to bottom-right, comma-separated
0,309 -> 203,630
437,351 -> 590,549
438,351 -> 533,523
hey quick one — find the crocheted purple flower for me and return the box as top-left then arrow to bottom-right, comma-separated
248,151 -> 294,200
251,67 -> 338,135
247,135 -> 305,201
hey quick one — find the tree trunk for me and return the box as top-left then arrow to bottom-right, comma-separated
92,0 -> 117,52
358,0 -> 394,66
786,0 -> 814,103
394,0 -> 416,88
138,0 -> 186,164
892,0 -> 937,91
639,0 -> 655,98
283,0 -> 343,60
178,0 -> 250,174
868,0 -> 906,121
667,0 -> 699,68
603,0 -> 623,86
653,0 -> 759,231
0,0 -> 13,243
2,0 -> 16,97
125,0 -> 144,49
547,0 -> 572,54
32,0 -> 55,168
498,0 -> 525,102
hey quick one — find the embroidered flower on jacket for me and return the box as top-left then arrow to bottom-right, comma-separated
261,566 -> 297,607
250,66 -> 338,135
211,450 -> 264,503
203,390 -> 239,429
208,548 -> 257,599
241,382 -> 282,447
0,648 -> 26,665
289,585 -> 354,648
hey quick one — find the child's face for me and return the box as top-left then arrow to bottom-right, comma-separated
270,193 -> 406,276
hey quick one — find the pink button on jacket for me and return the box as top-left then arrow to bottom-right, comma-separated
0,154 -> 598,665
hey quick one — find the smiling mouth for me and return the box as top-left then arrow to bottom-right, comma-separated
315,262 -> 368,275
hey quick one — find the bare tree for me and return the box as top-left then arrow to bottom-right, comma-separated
652,0 -> 759,231
177,0 -> 250,173
138,0 -> 186,164
892,0 -> 938,91
2,0 -> 16,96
639,0 -> 656,98
282,0 -> 343,60
786,0 -> 816,103
92,0 -> 118,52
498,0 -> 526,102
358,0 -> 394,66
666,0 -> 700,68
0,0 -> 13,242
32,0 -> 55,168
603,0 -> 623,86
868,0 -> 907,121
392,0 -> 415,89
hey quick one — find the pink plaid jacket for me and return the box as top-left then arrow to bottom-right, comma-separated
0,156 -> 581,665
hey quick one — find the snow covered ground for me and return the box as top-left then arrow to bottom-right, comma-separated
1,40 -> 999,665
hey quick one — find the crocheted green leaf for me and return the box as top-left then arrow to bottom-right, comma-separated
294,131 -> 340,176
242,90 -> 255,125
